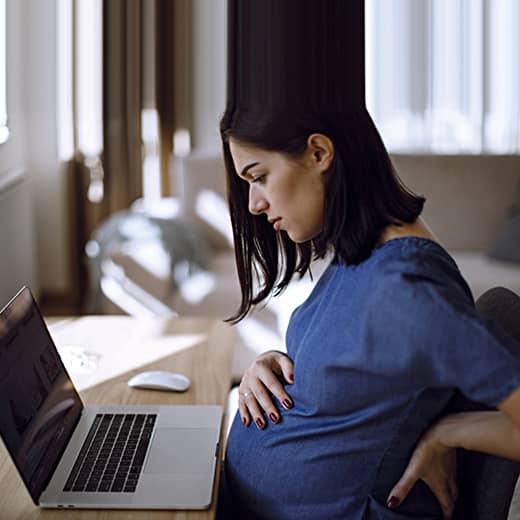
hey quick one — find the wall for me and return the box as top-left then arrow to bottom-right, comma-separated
0,0 -> 35,306
2,0 -> 24,174
0,173 -> 36,304
0,0 -> 69,308
22,0 -> 69,296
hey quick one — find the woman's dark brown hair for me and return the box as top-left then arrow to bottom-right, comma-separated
221,108 -> 425,323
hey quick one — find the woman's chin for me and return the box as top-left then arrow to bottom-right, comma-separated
286,230 -> 302,243
286,228 -> 322,244
287,231 -> 312,243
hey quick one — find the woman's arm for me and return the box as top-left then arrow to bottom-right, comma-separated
496,383 -> 520,449
436,411 -> 520,460
433,385 -> 520,458
388,385 -> 520,518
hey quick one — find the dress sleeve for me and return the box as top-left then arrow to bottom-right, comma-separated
362,259 -> 520,407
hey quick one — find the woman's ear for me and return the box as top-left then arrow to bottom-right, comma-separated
307,133 -> 334,173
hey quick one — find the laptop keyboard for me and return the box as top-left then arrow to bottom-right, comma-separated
63,413 -> 157,493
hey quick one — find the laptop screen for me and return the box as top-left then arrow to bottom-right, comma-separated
0,287 -> 83,504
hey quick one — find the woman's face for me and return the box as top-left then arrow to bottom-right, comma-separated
229,135 -> 333,243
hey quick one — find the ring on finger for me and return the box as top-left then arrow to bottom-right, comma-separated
240,391 -> 252,400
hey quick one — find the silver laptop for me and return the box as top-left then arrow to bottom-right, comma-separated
0,287 -> 223,510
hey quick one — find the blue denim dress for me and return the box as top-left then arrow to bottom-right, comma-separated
221,237 -> 520,519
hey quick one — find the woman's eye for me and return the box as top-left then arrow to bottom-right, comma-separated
252,174 -> 266,184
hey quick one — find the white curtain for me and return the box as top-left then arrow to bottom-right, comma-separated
366,0 -> 520,153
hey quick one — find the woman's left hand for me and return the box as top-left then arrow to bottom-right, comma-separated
387,420 -> 458,519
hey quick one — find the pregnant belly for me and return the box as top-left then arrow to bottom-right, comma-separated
223,411 -> 376,519
224,410 -> 443,519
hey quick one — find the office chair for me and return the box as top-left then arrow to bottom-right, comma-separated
451,287 -> 520,519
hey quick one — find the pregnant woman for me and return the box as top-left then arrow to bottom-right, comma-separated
216,106 -> 520,519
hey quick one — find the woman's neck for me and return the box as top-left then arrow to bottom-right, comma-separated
378,217 -> 438,246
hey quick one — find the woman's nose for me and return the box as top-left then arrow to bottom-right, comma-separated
248,187 -> 268,215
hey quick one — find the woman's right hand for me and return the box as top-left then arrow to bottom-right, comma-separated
387,417 -> 458,519
238,350 -> 294,429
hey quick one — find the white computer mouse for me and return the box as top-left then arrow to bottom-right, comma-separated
127,370 -> 191,392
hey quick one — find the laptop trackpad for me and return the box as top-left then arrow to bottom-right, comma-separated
144,428 -> 216,474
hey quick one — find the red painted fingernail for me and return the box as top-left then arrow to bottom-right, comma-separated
242,416 -> 248,426
269,413 -> 278,423
387,496 -> 400,509
283,399 -> 292,409
288,373 -> 294,382
255,418 -> 264,428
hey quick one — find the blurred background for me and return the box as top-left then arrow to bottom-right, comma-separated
1,0 -> 520,377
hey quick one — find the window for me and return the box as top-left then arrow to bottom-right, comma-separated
0,0 -> 8,144
366,0 -> 520,154
57,0 -> 103,163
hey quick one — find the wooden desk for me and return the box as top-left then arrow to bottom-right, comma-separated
0,316 -> 234,519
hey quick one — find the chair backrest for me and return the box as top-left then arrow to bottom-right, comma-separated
452,287 -> 520,519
